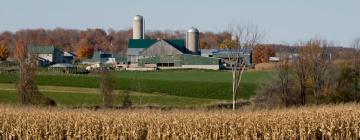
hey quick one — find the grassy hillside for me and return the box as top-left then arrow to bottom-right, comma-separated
0,84 -> 221,107
0,70 -> 273,100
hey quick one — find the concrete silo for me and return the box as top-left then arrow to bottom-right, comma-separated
133,15 -> 144,39
186,27 -> 199,54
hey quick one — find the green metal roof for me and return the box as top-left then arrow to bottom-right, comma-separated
128,39 -> 186,50
128,39 -> 157,48
165,39 -> 186,52
28,45 -> 57,54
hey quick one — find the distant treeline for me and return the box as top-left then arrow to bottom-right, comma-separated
0,28 -> 355,60
0,28 -> 231,54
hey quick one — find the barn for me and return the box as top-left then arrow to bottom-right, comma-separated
126,15 -> 221,70
28,45 -> 64,66
127,39 -> 186,63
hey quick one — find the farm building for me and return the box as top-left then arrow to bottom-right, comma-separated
82,51 -> 127,65
63,52 -> 76,63
48,63 -> 77,73
138,54 -> 221,70
126,15 -> 221,70
28,45 -> 64,66
200,49 -> 252,65
127,39 -> 187,63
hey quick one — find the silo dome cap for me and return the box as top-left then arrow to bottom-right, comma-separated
187,27 -> 199,33
133,15 -> 143,20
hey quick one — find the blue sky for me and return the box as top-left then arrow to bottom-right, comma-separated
0,0 -> 359,46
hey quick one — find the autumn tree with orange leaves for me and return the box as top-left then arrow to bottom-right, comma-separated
252,45 -> 276,64
0,40 -> 9,61
76,39 -> 94,60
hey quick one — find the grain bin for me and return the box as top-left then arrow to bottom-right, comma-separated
133,15 -> 144,39
186,27 -> 199,54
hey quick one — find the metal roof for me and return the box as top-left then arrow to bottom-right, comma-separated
200,49 -> 218,57
165,39 -> 186,52
188,27 -> 199,33
49,63 -> 76,68
91,51 -> 127,62
128,39 -> 157,48
127,48 -> 144,55
64,52 -> 75,57
133,15 -> 143,20
128,39 -> 186,49
28,45 -> 58,54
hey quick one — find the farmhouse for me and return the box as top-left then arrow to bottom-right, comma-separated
28,45 -> 64,66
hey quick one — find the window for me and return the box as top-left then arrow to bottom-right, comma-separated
156,63 -> 175,67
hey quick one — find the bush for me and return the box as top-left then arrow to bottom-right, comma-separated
332,63 -> 360,102
251,76 -> 301,108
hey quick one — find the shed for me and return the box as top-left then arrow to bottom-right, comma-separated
48,63 -> 77,73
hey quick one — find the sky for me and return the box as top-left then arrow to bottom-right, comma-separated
0,0 -> 359,47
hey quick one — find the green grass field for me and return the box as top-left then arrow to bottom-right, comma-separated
0,70 -> 273,106
0,84 -> 221,107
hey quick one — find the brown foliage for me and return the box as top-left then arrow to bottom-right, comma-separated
15,40 -> 56,106
0,40 -> 9,61
2,28 -> 262,56
294,46 -> 308,105
219,38 -> 237,49
10,28 -> 125,53
252,44 -> 276,64
276,49 -> 292,106
76,39 -> 94,60
301,40 -> 334,101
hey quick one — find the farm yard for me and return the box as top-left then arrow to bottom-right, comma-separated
1,0 -> 360,138
1,104 -> 360,139
0,70 -> 273,107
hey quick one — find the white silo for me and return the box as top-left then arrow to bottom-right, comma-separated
186,27 -> 199,54
133,15 -> 144,39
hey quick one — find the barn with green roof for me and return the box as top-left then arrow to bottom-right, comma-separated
126,15 -> 221,70
127,39 -> 221,70
28,45 -> 64,66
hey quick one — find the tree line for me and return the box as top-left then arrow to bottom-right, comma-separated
0,28 -> 355,62
0,28 -> 233,59
252,39 -> 360,107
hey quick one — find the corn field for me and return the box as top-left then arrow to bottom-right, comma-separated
1,104 -> 360,139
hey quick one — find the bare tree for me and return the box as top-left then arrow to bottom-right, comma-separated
225,24 -> 262,110
302,39 -> 333,103
294,46 -> 308,105
352,38 -> 360,97
15,40 -> 55,106
99,70 -> 115,108
276,47 -> 291,106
